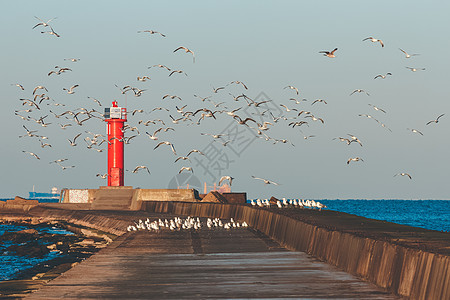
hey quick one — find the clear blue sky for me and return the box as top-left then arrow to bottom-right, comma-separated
2,1 -> 450,199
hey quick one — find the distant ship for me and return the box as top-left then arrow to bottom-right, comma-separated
28,186 -> 60,201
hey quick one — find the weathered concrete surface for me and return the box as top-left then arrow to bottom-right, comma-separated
24,227 -> 397,299
140,201 -> 450,300
91,187 -> 134,210
0,198 -> 39,212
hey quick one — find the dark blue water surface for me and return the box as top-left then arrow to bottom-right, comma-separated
320,200 -> 449,232
0,224 -> 73,281
0,198 -> 59,203
247,199 -> 449,232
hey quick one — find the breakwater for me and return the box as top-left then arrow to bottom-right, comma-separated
140,201 -> 449,300
0,201 -> 449,299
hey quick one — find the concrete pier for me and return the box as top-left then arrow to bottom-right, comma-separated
23,216 -> 396,299
0,199 -> 448,299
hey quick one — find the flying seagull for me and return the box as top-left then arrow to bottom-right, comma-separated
22,151 -> 40,160
374,73 -> 392,79
68,133 -> 82,146
399,48 -> 419,58
284,85 -> 299,95
63,84 -> 79,94
32,16 -> 57,29
363,37 -> 384,47
406,67 -> 425,72
350,89 -> 370,96
407,128 -> 423,136
96,173 -> 110,179
368,104 -> 387,113
186,149 -> 205,157
179,167 -> 193,174
132,165 -> 151,174
426,114 -> 445,125
11,83 -> 25,90
319,48 -> 338,58
137,30 -> 166,37
251,176 -> 280,185
41,27 -> 60,37
347,157 -> 364,164
174,46 -> 195,63
154,141 -> 177,155
394,172 -> 412,179
219,176 -> 234,186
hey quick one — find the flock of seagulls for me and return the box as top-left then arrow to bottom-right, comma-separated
250,198 -> 327,210
126,216 -> 248,232
12,16 -> 443,202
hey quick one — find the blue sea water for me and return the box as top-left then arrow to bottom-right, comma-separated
0,224 -> 74,281
248,199 -> 449,232
320,200 -> 449,232
0,198 -> 59,203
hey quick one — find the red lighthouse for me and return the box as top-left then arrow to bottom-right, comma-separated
104,101 -> 127,186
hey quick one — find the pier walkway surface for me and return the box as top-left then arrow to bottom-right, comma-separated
0,200 -> 448,299
23,213 -> 397,299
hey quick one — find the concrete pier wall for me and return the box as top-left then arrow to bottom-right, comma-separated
140,201 -> 449,300
135,189 -> 199,202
